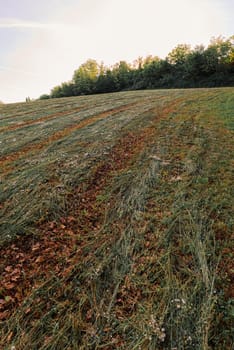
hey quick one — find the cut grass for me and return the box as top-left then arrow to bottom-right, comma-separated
0,88 -> 233,349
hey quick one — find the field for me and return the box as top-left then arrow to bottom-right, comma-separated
0,88 -> 233,349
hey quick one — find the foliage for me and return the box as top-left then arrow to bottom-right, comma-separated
72,59 -> 100,95
39,94 -> 50,100
167,44 -> 191,65
42,36 -> 234,99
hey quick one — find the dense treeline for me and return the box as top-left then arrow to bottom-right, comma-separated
40,36 -> 234,99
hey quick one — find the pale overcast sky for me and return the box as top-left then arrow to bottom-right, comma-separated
0,0 -> 233,103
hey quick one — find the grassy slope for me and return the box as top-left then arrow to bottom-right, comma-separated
0,88 -> 233,349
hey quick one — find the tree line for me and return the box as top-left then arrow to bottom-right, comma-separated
39,36 -> 234,100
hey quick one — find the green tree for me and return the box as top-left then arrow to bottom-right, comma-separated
209,36 -> 233,63
143,55 -> 160,67
200,36 -> 233,75
96,69 -> 118,93
50,85 -> 64,98
167,44 -> 191,65
38,35 -> 234,99
143,59 -> 172,88
60,82 -> 75,97
184,46 -> 206,82
73,59 -> 100,94
112,61 -> 132,90
39,94 -> 50,100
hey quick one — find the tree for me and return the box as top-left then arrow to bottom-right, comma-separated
132,56 -> 144,70
208,36 -> 233,63
112,61 -> 132,90
39,94 -> 50,100
73,59 -> 100,95
96,69 -> 118,93
167,44 -> 191,65
60,82 -> 75,97
143,59 -> 172,88
185,47 -> 206,82
143,55 -> 160,67
39,35 -> 234,100
50,85 -> 64,98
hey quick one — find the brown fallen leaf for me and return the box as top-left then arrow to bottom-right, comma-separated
4,266 -> 12,272
170,175 -> 183,182
60,217 -> 66,224
48,222 -> 56,229
0,311 -> 9,320
4,283 -> 15,290
25,307 -> 31,314
11,275 -> 20,282
32,243 -> 40,251
67,216 -> 76,223
15,292 -> 22,300
35,256 -> 44,263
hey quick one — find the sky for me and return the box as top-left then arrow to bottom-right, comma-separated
0,0 -> 233,103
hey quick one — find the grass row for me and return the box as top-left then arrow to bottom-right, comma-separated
0,90 -> 182,244
0,88 -> 233,349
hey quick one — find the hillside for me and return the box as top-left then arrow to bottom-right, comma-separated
0,88 -> 233,349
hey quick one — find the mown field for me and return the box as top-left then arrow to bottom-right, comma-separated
0,88 -> 233,349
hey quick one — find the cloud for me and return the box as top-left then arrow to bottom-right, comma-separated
0,18 -> 63,30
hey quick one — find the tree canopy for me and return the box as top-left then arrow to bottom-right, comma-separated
40,36 -> 234,100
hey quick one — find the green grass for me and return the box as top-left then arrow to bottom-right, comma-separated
0,88 -> 233,349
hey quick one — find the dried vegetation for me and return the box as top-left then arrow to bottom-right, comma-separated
0,88 -> 233,349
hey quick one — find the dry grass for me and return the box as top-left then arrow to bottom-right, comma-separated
0,88 -> 233,349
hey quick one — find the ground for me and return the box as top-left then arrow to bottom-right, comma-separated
0,88 -> 233,349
